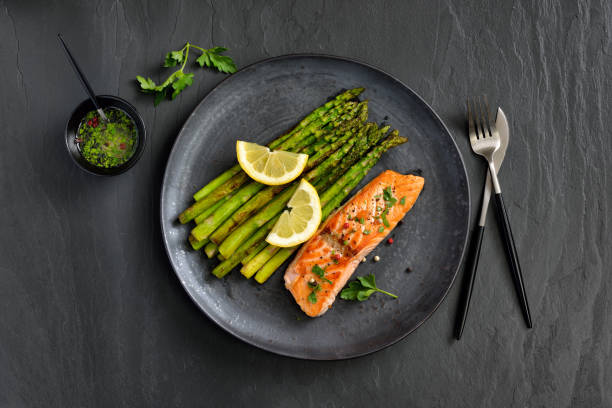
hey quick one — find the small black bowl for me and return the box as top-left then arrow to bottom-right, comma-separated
65,95 -> 146,176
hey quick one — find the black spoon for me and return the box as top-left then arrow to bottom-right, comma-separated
57,33 -> 109,123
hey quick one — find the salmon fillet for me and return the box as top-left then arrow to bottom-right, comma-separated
284,170 -> 425,317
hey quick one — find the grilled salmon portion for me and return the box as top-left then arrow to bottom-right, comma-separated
284,170 -> 424,317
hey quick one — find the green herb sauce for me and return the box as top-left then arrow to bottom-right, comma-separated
76,108 -> 138,168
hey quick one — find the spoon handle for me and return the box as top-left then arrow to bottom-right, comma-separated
57,33 -> 106,120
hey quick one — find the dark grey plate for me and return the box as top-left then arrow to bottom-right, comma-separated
161,55 -> 470,360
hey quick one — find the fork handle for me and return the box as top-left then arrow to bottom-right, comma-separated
454,225 -> 485,340
493,193 -> 533,328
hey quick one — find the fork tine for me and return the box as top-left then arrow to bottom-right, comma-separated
467,98 -> 476,139
481,95 -> 494,138
476,96 -> 489,138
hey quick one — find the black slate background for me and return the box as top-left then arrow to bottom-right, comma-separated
1,1 -> 611,407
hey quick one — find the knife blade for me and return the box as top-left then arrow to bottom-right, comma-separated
478,108 -> 509,226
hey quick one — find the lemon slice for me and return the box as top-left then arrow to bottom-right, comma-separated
266,179 -> 322,247
236,141 -> 308,185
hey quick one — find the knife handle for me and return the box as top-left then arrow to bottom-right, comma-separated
454,225 -> 485,340
493,193 -> 533,328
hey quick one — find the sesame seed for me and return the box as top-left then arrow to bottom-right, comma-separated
361,257 -> 367,263
374,255 -> 380,262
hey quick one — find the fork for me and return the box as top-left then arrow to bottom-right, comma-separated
466,96 -> 532,329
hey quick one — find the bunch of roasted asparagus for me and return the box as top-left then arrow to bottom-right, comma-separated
178,88 -> 407,283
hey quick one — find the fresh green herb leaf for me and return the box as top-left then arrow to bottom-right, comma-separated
171,72 -> 194,99
340,274 -> 397,301
363,229 -> 370,235
154,90 -> 166,106
400,196 -> 406,205
383,186 -> 394,202
347,214 -> 352,220
381,211 -> 390,227
196,47 -> 237,73
164,50 -> 184,67
357,274 -> 376,289
343,240 -> 349,246
308,282 -> 322,303
312,264 -> 332,284
378,226 -> 385,233
312,264 -> 325,277
358,217 -> 365,224
136,76 -> 157,91
137,42 -> 237,105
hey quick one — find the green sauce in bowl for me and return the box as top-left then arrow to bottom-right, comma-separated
76,108 -> 138,168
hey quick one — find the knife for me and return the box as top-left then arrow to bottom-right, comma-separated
454,108 -> 509,340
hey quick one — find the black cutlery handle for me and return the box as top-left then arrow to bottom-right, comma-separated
454,225 -> 485,340
493,193 -> 533,328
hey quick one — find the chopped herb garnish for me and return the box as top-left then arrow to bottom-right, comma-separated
312,264 -> 332,284
381,211 -> 390,227
376,206 -> 382,211
358,217 -> 365,224
312,264 -> 325,277
347,214 -> 352,220
383,186 -> 394,202
363,229 -> 371,235
374,194 -> 382,199
343,240 -> 349,246
308,282 -> 322,303
378,226 -> 385,233
400,196 -> 406,205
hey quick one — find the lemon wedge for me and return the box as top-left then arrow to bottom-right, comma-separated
236,141 -> 308,185
266,179 -> 322,247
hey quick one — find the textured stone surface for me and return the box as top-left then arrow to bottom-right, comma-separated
0,0 -> 610,406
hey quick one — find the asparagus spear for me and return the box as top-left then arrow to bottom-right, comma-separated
241,240 -> 268,266
212,215 -> 280,278
189,235 -> 208,251
179,101 -> 359,224
194,194 -> 232,224
192,88 -> 364,202
208,118 -> 366,245
216,123 -> 373,258
253,133 -> 408,283
241,245 -> 281,278
204,242 -> 218,258
267,88 -> 364,150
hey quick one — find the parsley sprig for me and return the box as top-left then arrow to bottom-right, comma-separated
340,274 -> 397,301
136,43 -> 237,105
